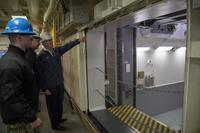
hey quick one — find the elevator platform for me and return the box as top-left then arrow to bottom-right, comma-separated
108,104 -> 179,133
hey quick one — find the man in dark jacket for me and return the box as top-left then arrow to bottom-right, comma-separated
25,31 -> 41,72
0,18 -> 42,133
38,32 -> 84,130
25,31 -> 42,112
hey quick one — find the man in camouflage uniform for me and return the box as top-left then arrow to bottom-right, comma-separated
0,18 -> 42,133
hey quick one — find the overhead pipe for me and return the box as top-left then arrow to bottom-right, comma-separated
0,9 -> 7,17
41,0 -> 57,33
26,0 -> 40,31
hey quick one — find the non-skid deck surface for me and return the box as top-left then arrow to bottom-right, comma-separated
108,105 -> 179,133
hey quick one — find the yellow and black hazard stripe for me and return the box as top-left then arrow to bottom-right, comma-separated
108,105 -> 178,133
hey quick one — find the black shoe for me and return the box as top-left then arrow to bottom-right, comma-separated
52,125 -> 66,131
59,118 -> 67,123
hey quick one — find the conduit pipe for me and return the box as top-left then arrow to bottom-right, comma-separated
26,0 -> 40,31
41,0 -> 57,33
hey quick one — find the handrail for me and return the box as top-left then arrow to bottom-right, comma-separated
95,89 -> 115,107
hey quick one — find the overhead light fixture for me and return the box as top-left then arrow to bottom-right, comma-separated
177,47 -> 186,51
11,16 -> 28,20
156,46 -> 173,52
137,47 -> 150,52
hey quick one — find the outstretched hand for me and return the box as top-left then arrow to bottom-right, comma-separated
79,37 -> 86,43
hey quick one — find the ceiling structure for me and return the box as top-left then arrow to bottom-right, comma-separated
0,0 -> 103,48
0,0 -> 103,31
0,0 -> 48,31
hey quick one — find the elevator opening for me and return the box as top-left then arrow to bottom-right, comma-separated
135,10 -> 186,131
87,0 -> 186,132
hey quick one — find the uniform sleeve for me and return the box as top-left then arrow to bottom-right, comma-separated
0,66 -> 37,123
56,39 -> 80,56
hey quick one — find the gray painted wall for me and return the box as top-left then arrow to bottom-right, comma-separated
136,82 -> 184,116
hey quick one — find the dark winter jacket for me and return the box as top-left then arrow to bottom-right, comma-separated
25,49 -> 40,89
37,39 -> 80,90
0,45 -> 38,124
25,49 -> 40,110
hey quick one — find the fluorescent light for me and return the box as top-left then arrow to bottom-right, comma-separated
177,47 -> 186,51
137,47 -> 150,52
156,46 -> 173,52
12,16 -> 28,20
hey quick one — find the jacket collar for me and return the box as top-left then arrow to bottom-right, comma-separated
43,47 -> 53,56
8,45 -> 26,56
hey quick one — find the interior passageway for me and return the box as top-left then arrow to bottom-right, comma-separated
0,94 -> 88,133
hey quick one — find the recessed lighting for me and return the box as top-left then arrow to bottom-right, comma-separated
156,46 -> 173,52
137,47 -> 150,52
11,16 -> 28,20
177,47 -> 186,51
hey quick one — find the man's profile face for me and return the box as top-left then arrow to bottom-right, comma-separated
43,40 -> 53,50
13,34 -> 32,49
31,38 -> 40,50
22,35 -> 33,49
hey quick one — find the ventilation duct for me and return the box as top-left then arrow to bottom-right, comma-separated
139,23 -> 186,40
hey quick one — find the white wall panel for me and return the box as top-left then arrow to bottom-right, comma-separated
137,50 -> 186,86
136,24 -> 186,86
87,27 -> 106,111
62,32 -> 88,111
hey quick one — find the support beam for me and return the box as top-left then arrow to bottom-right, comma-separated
183,0 -> 200,132
0,9 -> 7,17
